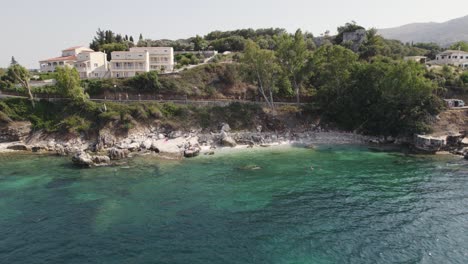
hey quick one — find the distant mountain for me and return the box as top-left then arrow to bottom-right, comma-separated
378,15 -> 468,46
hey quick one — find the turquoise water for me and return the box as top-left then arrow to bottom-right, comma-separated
0,146 -> 467,264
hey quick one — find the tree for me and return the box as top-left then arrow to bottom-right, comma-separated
275,29 -> 309,103
10,56 -> 18,66
55,67 -> 89,103
309,45 -> 359,115
101,43 -> 129,60
6,64 -> 35,108
129,36 -> 134,43
125,71 -> 161,92
449,41 -> 468,52
241,40 -> 280,108
192,35 -> 208,51
358,28 -> 385,60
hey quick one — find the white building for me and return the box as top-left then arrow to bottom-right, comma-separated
74,51 -> 109,79
404,56 -> 427,64
109,51 -> 150,78
432,50 -> 468,66
39,46 -> 108,79
129,47 -> 174,72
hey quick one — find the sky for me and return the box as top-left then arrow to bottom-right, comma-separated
1,0 -> 468,69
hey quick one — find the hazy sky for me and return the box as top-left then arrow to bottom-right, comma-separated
2,0 -> 468,68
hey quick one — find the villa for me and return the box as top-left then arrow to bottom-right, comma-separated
109,50 -> 150,78
40,46 -> 175,79
39,46 -> 108,79
130,47 -> 174,72
109,47 -> 174,78
429,50 -> 468,67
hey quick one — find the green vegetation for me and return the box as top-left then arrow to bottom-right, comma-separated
55,67 -> 89,103
175,53 -> 203,67
4,23 -> 468,138
4,64 -> 35,107
449,41 -> 468,52
0,98 -> 262,134
90,29 -> 135,60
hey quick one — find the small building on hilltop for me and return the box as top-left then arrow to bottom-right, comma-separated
342,29 -> 367,52
404,56 -> 427,64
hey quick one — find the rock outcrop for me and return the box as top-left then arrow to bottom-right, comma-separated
72,151 -> 111,167
0,122 -> 31,143
108,148 -> 129,160
72,151 -> 94,167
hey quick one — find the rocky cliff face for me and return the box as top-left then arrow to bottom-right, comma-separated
0,122 -> 31,143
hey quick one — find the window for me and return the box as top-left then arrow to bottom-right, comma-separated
94,73 -> 99,77
94,63 -> 98,67
449,56 -> 452,59
454,56 -> 458,59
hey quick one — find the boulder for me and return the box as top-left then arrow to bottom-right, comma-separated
157,133 -> 166,140
140,139 -> 153,149
92,155 -> 111,166
7,144 -> 30,151
465,153 -> 468,160
220,123 -> 231,132
55,144 -> 68,156
71,151 -> 94,167
31,145 -> 47,153
108,148 -> 129,160
221,136 -> 237,147
413,135 -> 446,154
169,131 -> 183,139
184,146 -> 201,158
127,142 -> 140,152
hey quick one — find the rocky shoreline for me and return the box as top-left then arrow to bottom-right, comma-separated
1,121 -> 467,167
0,121 -> 386,167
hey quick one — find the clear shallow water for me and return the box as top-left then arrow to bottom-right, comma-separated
0,146 -> 467,264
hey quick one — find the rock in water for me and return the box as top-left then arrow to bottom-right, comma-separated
184,147 -> 201,158
108,148 -> 129,160
71,151 -> 94,167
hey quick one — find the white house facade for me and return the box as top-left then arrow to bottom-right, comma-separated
433,50 -> 468,66
74,51 -> 109,79
109,51 -> 150,78
129,47 -> 174,72
39,46 -> 108,79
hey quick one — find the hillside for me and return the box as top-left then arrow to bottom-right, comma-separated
378,15 -> 468,46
